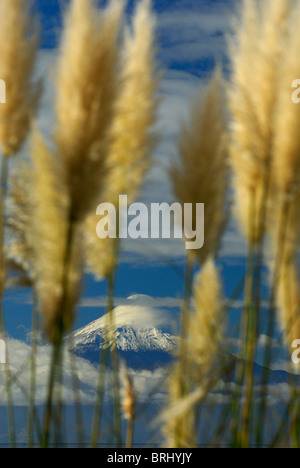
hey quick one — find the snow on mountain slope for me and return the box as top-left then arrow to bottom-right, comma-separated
68,295 -> 179,370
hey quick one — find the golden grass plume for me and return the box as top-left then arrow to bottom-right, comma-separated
30,129 -> 82,342
83,0 -> 158,280
272,4 -> 300,200
104,0 -> 158,204
55,0 -> 124,221
162,258 -> 224,447
5,162 -> 34,286
188,258 -> 224,376
276,260 -> 300,353
83,212 -> 116,280
228,0 -> 291,243
170,68 -> 228,265
0,0 -> 40,155
121,362 -> 136,422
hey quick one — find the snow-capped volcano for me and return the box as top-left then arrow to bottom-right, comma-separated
68,295 -> 179,370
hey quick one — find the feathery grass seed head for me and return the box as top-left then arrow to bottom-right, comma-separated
5,161 -> 34,284
228,0 -> 291,243
104,0 -> 158,205
0,0 -> 40,155
170,69 -> 228,264
55,0 -> 124,221
30,129 -> 81,341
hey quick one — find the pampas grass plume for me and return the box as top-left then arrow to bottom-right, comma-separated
0,0 -> 40,155
104,0 -> 158,205
277,260 -> 300,352
83,0 -> 158,280
30,129 -> 80,341
170,68 -> 228,264
121,362 -> 136,421
55,0 -> 124,221
189,258 -> 224,375
163,258 -> 224,447
228,0 -> 290,243
5,162 -> 34,285
83,211 -> 116,280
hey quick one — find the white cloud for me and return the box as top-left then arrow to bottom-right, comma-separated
0,338 -> 99,406
257,334 -> 282,350
79,294 -> 181,310
0,336 -> 170,408
156,5 -> 233,67
76,294 -> 179,334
